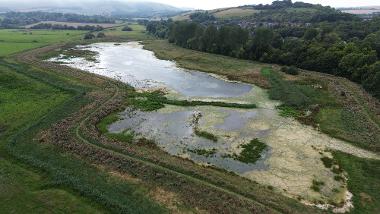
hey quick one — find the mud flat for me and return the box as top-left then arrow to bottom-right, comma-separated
49,42 -> 380,212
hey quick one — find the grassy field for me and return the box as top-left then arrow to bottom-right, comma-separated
212,8 -> 259,19
0,29 -> 85,56
0,63 -> 102,213
103,24 -> 152,41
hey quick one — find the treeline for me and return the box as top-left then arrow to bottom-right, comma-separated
189,12 -> 216,23
147,19 -> 380,98
30,23 -> 104,31
0,11 -> 115,28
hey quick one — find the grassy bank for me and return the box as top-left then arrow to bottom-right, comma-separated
334,152 -> 380,214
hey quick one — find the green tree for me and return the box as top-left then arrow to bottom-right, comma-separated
201,25 -> 218,53
362,62 -> 380,98
249,28 -> 274,60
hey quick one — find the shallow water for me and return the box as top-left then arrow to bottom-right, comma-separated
109,107 -> 270,173
51,42 -> 252,98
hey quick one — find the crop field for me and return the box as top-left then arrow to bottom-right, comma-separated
0,29 -> 85,56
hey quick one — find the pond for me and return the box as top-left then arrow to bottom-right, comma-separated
51,42 -> 253,98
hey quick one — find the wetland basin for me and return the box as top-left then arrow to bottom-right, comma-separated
50,42 -> 380,211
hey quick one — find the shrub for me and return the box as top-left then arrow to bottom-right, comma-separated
311,180 -> 325,192
281,66 -> 299,75
97,32 -> 106,38
321,156 -> 334,168
122,26 -> 133,31
84,33 -> 95,40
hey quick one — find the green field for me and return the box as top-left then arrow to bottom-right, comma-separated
213,8 -> 259,19
0,29 -> 85,56
104,24 -> 152,41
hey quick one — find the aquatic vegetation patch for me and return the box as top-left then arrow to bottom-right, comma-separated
188,148 -> 217,157
127,90 -> 256,112
194,129 -> 218,142
63,49 -> 98,62
232,139 -> 267,164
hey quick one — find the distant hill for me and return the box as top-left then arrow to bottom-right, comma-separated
173,2 -> 356,23
0,1 -> 184,18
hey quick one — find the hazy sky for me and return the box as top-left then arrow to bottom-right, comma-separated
0,0 -> 379,10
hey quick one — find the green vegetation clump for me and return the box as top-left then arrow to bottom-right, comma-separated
277,105 -> 301,117
194,129 -> 218,142
84,33 -> 95,40
281,66 -> 299,75
233,139 -> 267,164
60,49 -> 98,62
188,148 -> 217,157
96,113 -> 134,143
122,26 -> 133,31
311,180 -> 325,192
166,99 -> 257,109
127,91 -> 166,111
321,156 -> 334,168
97,32 -> 106,38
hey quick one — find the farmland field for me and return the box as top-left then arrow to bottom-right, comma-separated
0,29 -> 85,56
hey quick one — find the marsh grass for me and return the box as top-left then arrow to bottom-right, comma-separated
233,139 -> 267,164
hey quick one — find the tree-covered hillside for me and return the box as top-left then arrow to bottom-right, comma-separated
147,1 -> 380,99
